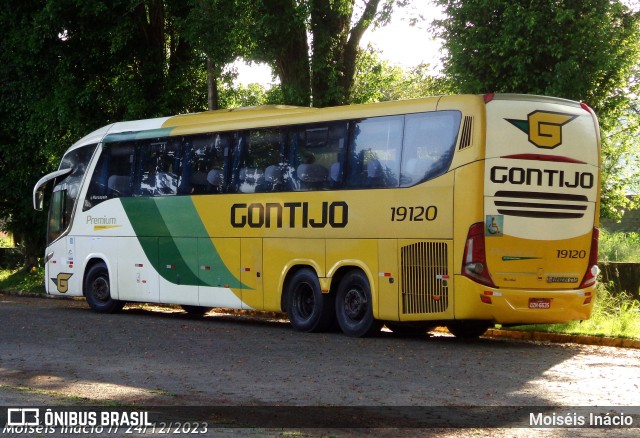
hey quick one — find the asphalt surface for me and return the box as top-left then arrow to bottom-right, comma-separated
1,294 -> 639,437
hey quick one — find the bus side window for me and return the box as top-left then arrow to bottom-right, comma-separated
234,128 -> 282,193
137,139 -> 179,196
84,143 -> 135,210
289,122 -> 346,191
400,111 -> 461,187
346,116 -> 402,189
186,133 -> 230,195
107,145 -> 135,197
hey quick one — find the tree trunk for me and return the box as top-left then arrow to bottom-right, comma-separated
256,0 -> 311,106
207,57 -> 219,110
310,0 -> 382,107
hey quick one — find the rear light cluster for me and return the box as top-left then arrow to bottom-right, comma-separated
462,223 -> 599,292
580,227 -> 600,289
462,222 -> 496,288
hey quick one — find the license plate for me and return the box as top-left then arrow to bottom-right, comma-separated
529,298 -> 551,309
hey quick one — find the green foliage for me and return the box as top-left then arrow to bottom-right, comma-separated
0,0 -> 208,261
179,0 -> 248,110
510,283 -> 640,339
599,96 -> 640,220
351,45 -> 453,104
599,229 -> 640,262
219,81 -> 284,108
434,0 -> 639,109
0,266 -> 45,294
434,0 -> 640,219
247,0 -> 408,107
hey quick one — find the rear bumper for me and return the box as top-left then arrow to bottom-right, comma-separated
453,275 -> 595,324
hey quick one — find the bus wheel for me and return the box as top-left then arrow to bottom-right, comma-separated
84,262 -> 125,313
181,305 -> 213,316
446,321 -> 490,339
286,268 -> 335,332
386,322 -> 434,336
335,270 -> 382,337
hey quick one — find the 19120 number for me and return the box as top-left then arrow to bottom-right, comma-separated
390,206 -> 438,222
557,249 -> 586,259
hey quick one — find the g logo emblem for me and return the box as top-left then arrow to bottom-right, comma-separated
52,272 -> 73,293
507,111 -> 577,149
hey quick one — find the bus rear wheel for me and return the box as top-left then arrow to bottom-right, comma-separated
286,268 -> 335,332
335,270 -> 382,337
84,262 -> 125,313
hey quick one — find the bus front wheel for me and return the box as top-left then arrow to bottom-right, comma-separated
335,270 -> 382,337
84,262 -> 125,313
286,268 -> 335,332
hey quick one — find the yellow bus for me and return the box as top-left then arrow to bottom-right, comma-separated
33,94 -> 601,338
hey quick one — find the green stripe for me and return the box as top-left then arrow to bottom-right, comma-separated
103,127 -> 174,143
120,197 -> 247,289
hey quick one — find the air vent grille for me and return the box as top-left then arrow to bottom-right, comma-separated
458,116 -> 473,150
401,241 -> 449,314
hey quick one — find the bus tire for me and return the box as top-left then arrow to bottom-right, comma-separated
84,262 -> 125,314
446,321 -> 490,339
286,268 -> 335,332
181,305 -> 212,316
335,270 -> 382,337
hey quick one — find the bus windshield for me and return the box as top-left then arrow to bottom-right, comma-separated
47,144 -> 97,243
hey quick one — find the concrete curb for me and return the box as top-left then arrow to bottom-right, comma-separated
484,328 -> 640,349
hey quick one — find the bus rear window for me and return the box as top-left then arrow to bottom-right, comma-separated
400,111 -> 461,187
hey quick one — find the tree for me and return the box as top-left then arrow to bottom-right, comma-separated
351,45 -> 452,103
248,0 -> 409,107
0,0 -> 207,263
434,0 -> 640,218
180,0 -> 247,110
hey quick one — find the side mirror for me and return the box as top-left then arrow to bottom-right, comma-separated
34,189 -> 44,211
33,168 -> 73,211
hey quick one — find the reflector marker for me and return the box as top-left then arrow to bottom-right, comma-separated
483,291 -> 502,296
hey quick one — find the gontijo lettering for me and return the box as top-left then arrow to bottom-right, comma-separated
231,201 -> 348,228
490,166 -> 594,189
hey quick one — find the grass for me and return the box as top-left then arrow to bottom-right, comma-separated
506,283 -> 640,340
599,229 -> 640,262
0,266 -> 45,294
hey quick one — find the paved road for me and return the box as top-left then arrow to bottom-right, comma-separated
1,294 -> 639,436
